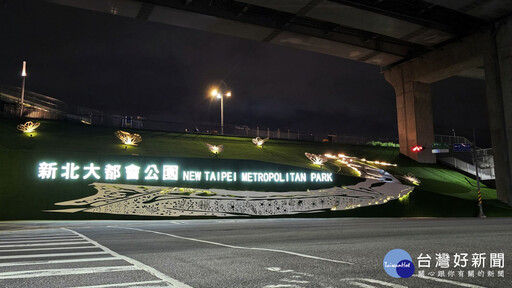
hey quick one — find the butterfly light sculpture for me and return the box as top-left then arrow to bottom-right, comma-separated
403,173 -> 421,185
17,121 -> 40,133
305,152 -> 327,165
206,143 -> 224,154
252,137 -> 269,147
115,130 -> 142,145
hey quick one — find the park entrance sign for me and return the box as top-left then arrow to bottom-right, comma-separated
0,154 -> 415,219
31,156 -> 413,218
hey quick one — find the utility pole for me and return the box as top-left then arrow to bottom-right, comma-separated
472,128 -> 486,218
220,93 -> 224,135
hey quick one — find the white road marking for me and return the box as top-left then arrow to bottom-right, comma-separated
69,280 -> 168,288
267,267 -> 295,273
112,226 -> 354,265
0,251 -> 108,259
281,278 -> 309,284
0,238 -> 84,244
0,257 -> 120,267
266,267 -> 313,277
0,241 -> 89,248
340,278 -> 407,288
0,265 -> 140,279
63,228 -> 193,288
0,234 -> 72,239
348,281 -> 377,288
169,221 -> 185,225
0,245 -> 97,252
0,236 -> 82,241
414,274 -> 488,288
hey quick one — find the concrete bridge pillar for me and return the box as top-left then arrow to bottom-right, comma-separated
383,23 -> 512,205
484,22 -> 512,205
384,66 -> 436,163
384,32 -> 484,165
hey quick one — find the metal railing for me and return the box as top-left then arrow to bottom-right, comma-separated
439,157 -> 496,180
434,134 -> 472,145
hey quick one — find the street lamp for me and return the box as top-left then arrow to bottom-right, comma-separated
209,80 -> 232,135
20,61 -> 27,118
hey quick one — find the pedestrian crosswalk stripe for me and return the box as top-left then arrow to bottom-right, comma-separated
64,228 -> 193,288
0,234 -> 73,239
0,238 -> 84,244
0,241 -> 89,248
0,265 -> 140,279
0,257 -> 120,267
0,228 -> 192,287
0,245 -> 98,253
0,236 -> 82,242
0,251 -> 109,260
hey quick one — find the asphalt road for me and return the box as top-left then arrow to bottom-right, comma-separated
0,218 -> 511,288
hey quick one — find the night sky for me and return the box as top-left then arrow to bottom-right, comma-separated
0,0 -> 491,146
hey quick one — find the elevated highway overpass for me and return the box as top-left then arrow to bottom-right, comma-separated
39,0 -> 512,205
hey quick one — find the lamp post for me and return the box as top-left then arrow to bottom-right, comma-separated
210,80 -> 232,135
20,61 -> 27,118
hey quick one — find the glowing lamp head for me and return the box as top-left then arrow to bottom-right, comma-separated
21,61 -> 27,77
210,88 -> 218,97
225,91 -> 232,97
216,94 -> 221,99
17,121 -> 40,133
115,130 -> 142,146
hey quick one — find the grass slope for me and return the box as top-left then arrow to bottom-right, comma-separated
1,117 -> 511,218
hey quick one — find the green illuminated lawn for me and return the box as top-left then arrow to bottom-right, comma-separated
1,117 -> 511,218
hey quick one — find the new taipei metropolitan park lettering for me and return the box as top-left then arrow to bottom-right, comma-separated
37,161 -> 333,183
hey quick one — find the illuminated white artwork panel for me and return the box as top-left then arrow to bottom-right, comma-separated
48,180 -> 413,217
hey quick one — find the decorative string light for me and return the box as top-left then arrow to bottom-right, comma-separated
308,152 -> 407,183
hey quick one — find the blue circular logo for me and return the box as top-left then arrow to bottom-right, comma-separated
383,249 -> 415,278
